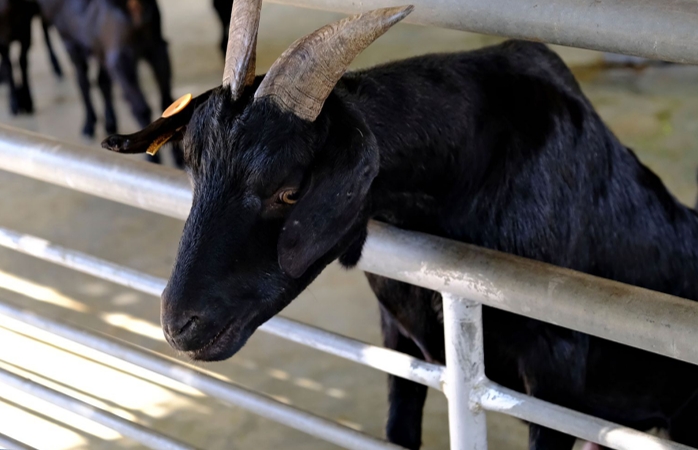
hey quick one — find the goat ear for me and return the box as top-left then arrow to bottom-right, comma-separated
278,120 -> 378,278
101,90 -> 213,155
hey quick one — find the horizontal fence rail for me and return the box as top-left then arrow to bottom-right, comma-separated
0,226 -> 444,391
0,300 -> 403,450
0,125 -> 696,449
0,0 -> 695,447
0,366 -> 196,450
2,125 -> 697,366
270,0 -> 698,64
474,381 -> 692,450
0,286 -> 686,450
0,432 -> 38,450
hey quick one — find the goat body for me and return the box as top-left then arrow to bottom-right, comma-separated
102,17 -> 698,450
39,0 -> 182,166
351,42 -> 698,449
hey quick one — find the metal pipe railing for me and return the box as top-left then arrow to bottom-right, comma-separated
0,367 -> 195,450
0,300 -> 402,450
0,432 -> 38,450
1,125 -> 696,367
0,126 -> 190,220
361,222 -> 698,366
1,126 -> 694,449
270,0 -> 698,65
0,294 -> 682,450
473,381 -> 691,450
259,316 -> 444,390
442,294 -> 486,450
0,226 -> 444,391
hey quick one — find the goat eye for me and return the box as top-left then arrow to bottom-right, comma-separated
278,189 -> 299,205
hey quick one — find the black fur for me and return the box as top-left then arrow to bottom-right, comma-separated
39,0 -> 183,167
103,40 -> 698,449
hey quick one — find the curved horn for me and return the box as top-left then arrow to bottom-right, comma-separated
254,5 -> 414,122
222,0 -> 262,100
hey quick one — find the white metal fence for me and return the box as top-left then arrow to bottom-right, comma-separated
0,1 -> 697,448
0,120 -> 696,450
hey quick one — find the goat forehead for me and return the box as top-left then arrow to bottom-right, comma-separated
186,92 -> 317,188
189,137 -> 309,202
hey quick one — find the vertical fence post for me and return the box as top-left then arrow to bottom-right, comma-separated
442,293 -> 487,450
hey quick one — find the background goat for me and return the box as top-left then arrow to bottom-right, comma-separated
0,0 -> 62,114
39,0 -> 182,166
102,2 -> 698,449
212,0 -> 233,57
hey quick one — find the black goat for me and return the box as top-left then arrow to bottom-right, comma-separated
0,0 -> 62,114
102,2 -> 698,449
212,0 -> 233,57
39,0 -> 182,166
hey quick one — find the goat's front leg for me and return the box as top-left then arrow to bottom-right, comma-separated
0,53 -> 7,84
669,391 -> 698,447
519,327 -> 589,450
106,50 -> 151,126
367,274 -> 445,450
381,306 -> 428,450
65,43 -> 96,136
213,0 -> 233,56
97,66 -> 117,134
1,45 -> 19,115
106,50 -> 155,162
41,20 -> 63,78
144,39 -> 174,112
144,40 -> 184,168
18,40 -> 33,113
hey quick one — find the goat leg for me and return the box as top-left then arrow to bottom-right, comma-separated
65,43 -> 97,137
668,391 -> 698,447
380,306 -> 428,450
41,19 -> 62,78
213,0 -> 233,57
0,54 -> 6,84
97,66 -> 117,135
519,330 -> 589,450
144,39 -> 184,168
106,50 -> 156,162
367,275 -> 446,450
18,39 -> 33,113
0,45 -> 19,115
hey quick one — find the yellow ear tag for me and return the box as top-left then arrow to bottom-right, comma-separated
146,94 -> 193,156
146,129 -> 176,156
162,93 -> 192,118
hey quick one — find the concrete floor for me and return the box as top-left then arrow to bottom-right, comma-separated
0,2 -> 697,449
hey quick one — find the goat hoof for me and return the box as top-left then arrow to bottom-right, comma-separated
82,122 -> 96,138
105,122 -> 117,135
18,89 -> 33,114
9,98 -> 20,116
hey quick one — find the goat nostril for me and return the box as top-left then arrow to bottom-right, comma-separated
175,316 -> 199,337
